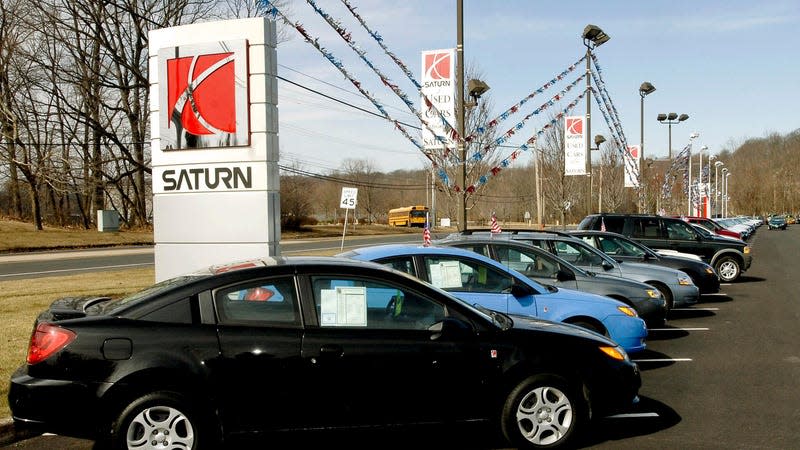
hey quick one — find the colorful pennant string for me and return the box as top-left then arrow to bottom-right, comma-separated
464,55 -> 587,144
462,90 -> 588,193
265,2 -> 442,175
310,0 -> 462,162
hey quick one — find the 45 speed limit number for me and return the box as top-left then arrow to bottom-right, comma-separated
340,187 -> 358,209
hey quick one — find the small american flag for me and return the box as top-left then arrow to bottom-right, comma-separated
600,217 -> 606,231
423,213 -> 431,246
490,212 -> 502,234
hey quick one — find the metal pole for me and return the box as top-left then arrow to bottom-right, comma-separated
535,150 -> 542,229
456,0 -> 467,231
585,46 -> 592,216
668,122 -> 672,160
715,165 -> 719,217
640,94 -> 645,213
687,148 -> 692,216
698,151 -> 703,216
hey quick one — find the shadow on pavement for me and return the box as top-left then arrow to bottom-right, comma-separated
585,396 -> 680,447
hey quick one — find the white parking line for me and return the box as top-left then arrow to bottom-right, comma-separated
633,358 -> 693,363
605,412 -> 660,419
672,307 -> 719,311
649,327 -> 710,331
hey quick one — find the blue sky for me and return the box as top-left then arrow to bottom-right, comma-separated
273,0 -> 800,173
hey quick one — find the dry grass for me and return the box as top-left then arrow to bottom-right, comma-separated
0,268 -> 155,418
0,218 -> 154,253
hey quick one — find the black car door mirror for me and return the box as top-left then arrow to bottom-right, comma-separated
556,269 -> 575,282
430,317 -> 473,340
510,282 -> 535,298
601,260 -> 614,270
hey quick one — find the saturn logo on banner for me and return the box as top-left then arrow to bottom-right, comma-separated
627,146 -> 639,159
424,52 -> 451,80
158,40 -> 249,150
566,117 -> 584,135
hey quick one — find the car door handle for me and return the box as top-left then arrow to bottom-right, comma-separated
319,344 -> 344,358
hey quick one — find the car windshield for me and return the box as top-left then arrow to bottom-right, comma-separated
596,235 -> 651,258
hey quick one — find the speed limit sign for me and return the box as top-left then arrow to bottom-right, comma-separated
340,187 -> 358,209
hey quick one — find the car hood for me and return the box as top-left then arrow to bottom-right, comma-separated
616,260 -> 687,280
508,313 -> 617,345
534,285 -> 627,307
589,273 -> 655,291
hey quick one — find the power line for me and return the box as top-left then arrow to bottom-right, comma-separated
277,75 -> 420,130
278,164 -> 426,190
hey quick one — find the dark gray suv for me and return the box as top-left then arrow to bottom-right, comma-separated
577,214 -> 752,282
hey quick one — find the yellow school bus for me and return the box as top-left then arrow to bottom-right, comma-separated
388,205 -> 429,227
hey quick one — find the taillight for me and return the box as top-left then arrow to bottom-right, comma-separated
27,322 -> 76,365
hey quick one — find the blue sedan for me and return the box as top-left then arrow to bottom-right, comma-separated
338,244 -> 648,354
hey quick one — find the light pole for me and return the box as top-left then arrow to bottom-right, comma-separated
706,153 -> 715,218
455,1 -> 489,231
686,132 -> 700,216
456,0 -> 466,231
639,82 -> 656,212
582,24 -> 610,216
715,161 -> 724,217
587,134 -> 606,214
695,145 -> 708,217
657,112 -> 689,159
724,172 -> 732,217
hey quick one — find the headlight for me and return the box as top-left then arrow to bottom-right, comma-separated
599,345 -> 628,361
744,246 -> 751,254
645,289 -> 661,298
617,305 -> 638,317
678,274 -> 693,286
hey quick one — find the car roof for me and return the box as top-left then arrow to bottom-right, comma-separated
339,243 -> 549,288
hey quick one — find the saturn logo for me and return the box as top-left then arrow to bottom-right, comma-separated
424,52 -> 451,80
566,117 -> 583,135
158,39 -> 249,150
167,53 -> 236,136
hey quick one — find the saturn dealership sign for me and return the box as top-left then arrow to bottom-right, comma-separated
149,18 -> 280,281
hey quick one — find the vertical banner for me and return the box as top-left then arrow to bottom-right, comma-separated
421,49 -> 456,150
624,145 -> 641,188
564,116 -> 587,175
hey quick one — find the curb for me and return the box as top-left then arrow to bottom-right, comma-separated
0,417 -> 39,446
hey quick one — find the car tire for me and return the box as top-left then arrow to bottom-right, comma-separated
500,374 -> 587,449
108,390 -> 215,450
714,255 -> 741,282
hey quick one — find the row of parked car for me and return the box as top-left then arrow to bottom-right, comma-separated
8,213 -> 759,450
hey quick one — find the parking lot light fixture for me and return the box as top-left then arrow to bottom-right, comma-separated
658,112 -> 690,159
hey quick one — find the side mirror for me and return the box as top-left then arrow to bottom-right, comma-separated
556,269 -> 575,282
510,282 -> 535,298
430,317 -> 473,340
601,260 -> 615,270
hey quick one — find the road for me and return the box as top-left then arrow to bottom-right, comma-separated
0,234 -> 422,281
4,226 -> 800,449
